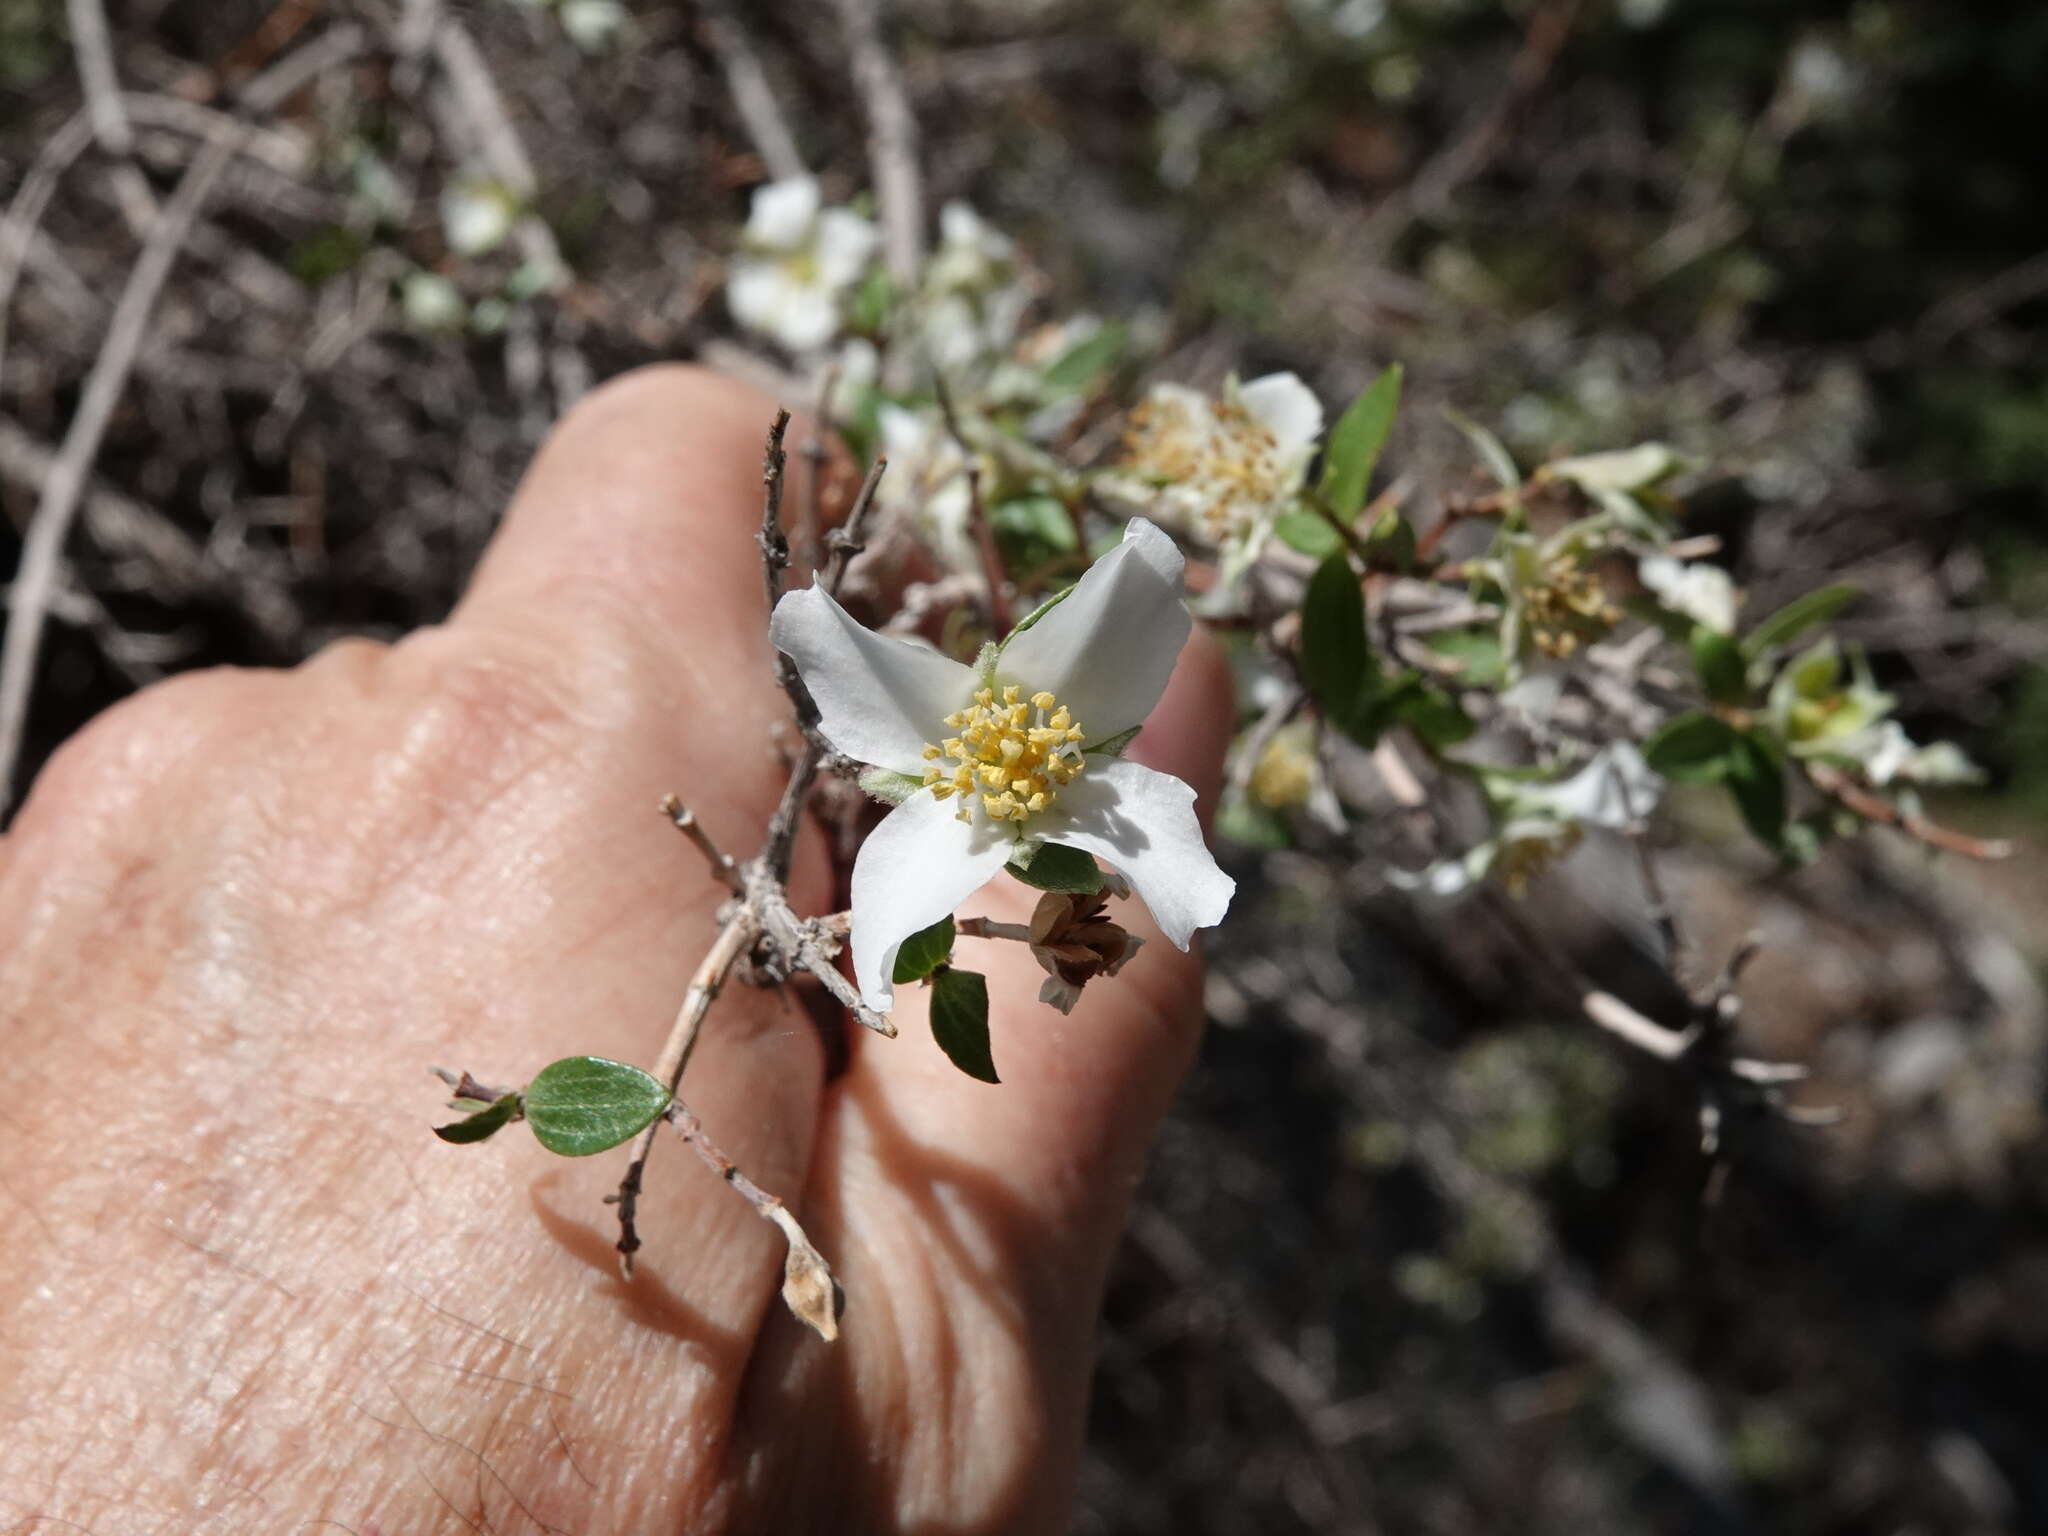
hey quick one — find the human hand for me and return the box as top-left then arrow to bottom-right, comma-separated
0,367 -> 1231,1533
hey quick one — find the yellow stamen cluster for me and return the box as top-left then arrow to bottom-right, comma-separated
1526,555 -> 1622,658
1122,393 -> 1287,545
923,684 -> 1087,824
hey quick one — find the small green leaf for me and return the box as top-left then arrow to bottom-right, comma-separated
1300,551 -> 1379,741
434,1092 -> 523,1145
990,494 -> 1079,553
1319,364 -> 1403,517
1392,682 -> 1475,748
850,268 -> 896,334
523,1056 -> 671,1157
1725,732 -> 1788,848
1010,841 -> 1104,893
1041,323 -> 1124,394
1742,583 -> 1858,660
929,967 -> 998,1083
1444,407 -> 1521,492
1273,506 -> 1344,558
1642,710 -> 1743,782
1690,626 -> 1748,705
1422,626 -> 1509,688
892,916 -> 957,985
1362,505 -> 1417,570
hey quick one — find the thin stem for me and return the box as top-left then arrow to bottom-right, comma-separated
661,795 -> 742,894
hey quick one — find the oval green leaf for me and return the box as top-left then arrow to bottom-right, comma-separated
523,1056 -> 671,1157
1301,551 -> 1379,741
930,967 -> 998,1083
1011,841 -> 1103,894
893,915 -> 958,984
1689,626 -> 1748,706
1642,710 -> 1742,782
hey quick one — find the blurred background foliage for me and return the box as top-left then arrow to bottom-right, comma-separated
3,0 -> 2046,1531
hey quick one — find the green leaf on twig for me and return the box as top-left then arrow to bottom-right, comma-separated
522,1056 -> 671,1157
1319,364 -> 1403,518
434,1093 -> 523,1145
1011,841 -> 1104,893
1301,551 -> 1381,743
1742,583 -> 1858,660
893,916 -> 957,984
930,967 -> 997,1083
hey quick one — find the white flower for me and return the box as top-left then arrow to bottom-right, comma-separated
918,201 -> 1032,375
1639,553 -> 1739,635
876,404 -> 976,573
770,519 -> 1235,1009
1108,373 -> 1322,568
727,177 -> 879,353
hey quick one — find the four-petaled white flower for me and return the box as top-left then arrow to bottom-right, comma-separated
1106,373 -> 1323,583
727,177 -> 879,354
770,519 -> 1235,1009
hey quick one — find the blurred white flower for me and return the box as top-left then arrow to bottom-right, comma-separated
1391,745 -> 1663,903
1108,372 -> 1323,567
440,179 -> 518,257
1639,553 -> 1739,635
727,177 -> 879,353
919,201 -> 1032,375
770,519 -> 1233,1008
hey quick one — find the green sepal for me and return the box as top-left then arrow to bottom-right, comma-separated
892,916 -> 957,985
522,1056 -> 672,1158
434,1092 -> 523,1145
859,767 -> 925,805
929,967 -> 998,1083
997,588 -> 1071,652
1086,724 -> 1142,758
1010,840 -> 1104,893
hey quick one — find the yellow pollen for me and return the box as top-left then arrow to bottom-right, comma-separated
921,683 -> 1089,824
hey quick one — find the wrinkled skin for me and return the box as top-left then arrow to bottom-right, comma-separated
0,368 -> 1230,1534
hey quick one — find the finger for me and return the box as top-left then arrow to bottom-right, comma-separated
839,627 -> 1234,1259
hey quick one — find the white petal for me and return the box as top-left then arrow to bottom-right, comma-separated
1041,758 -> 1233,949
769,586 -> 977,772
994,518 -> 1190,740
1238,372 -> 1324,459
851,791 -> 1017,1009
1522,743 -> 1663,829
745,176 -> 819,249
725,262 -> 796,338
814,208 -> 880,287
767,284 -> 840,353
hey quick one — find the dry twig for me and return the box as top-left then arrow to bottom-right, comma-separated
0,123 -> 242,817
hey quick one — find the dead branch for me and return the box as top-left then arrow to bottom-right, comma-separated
698,0 -> 808,182
0,122 -> 242,817
827,0 -> 926,284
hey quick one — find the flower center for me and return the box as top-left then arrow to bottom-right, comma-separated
922,684 -> 1087,824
